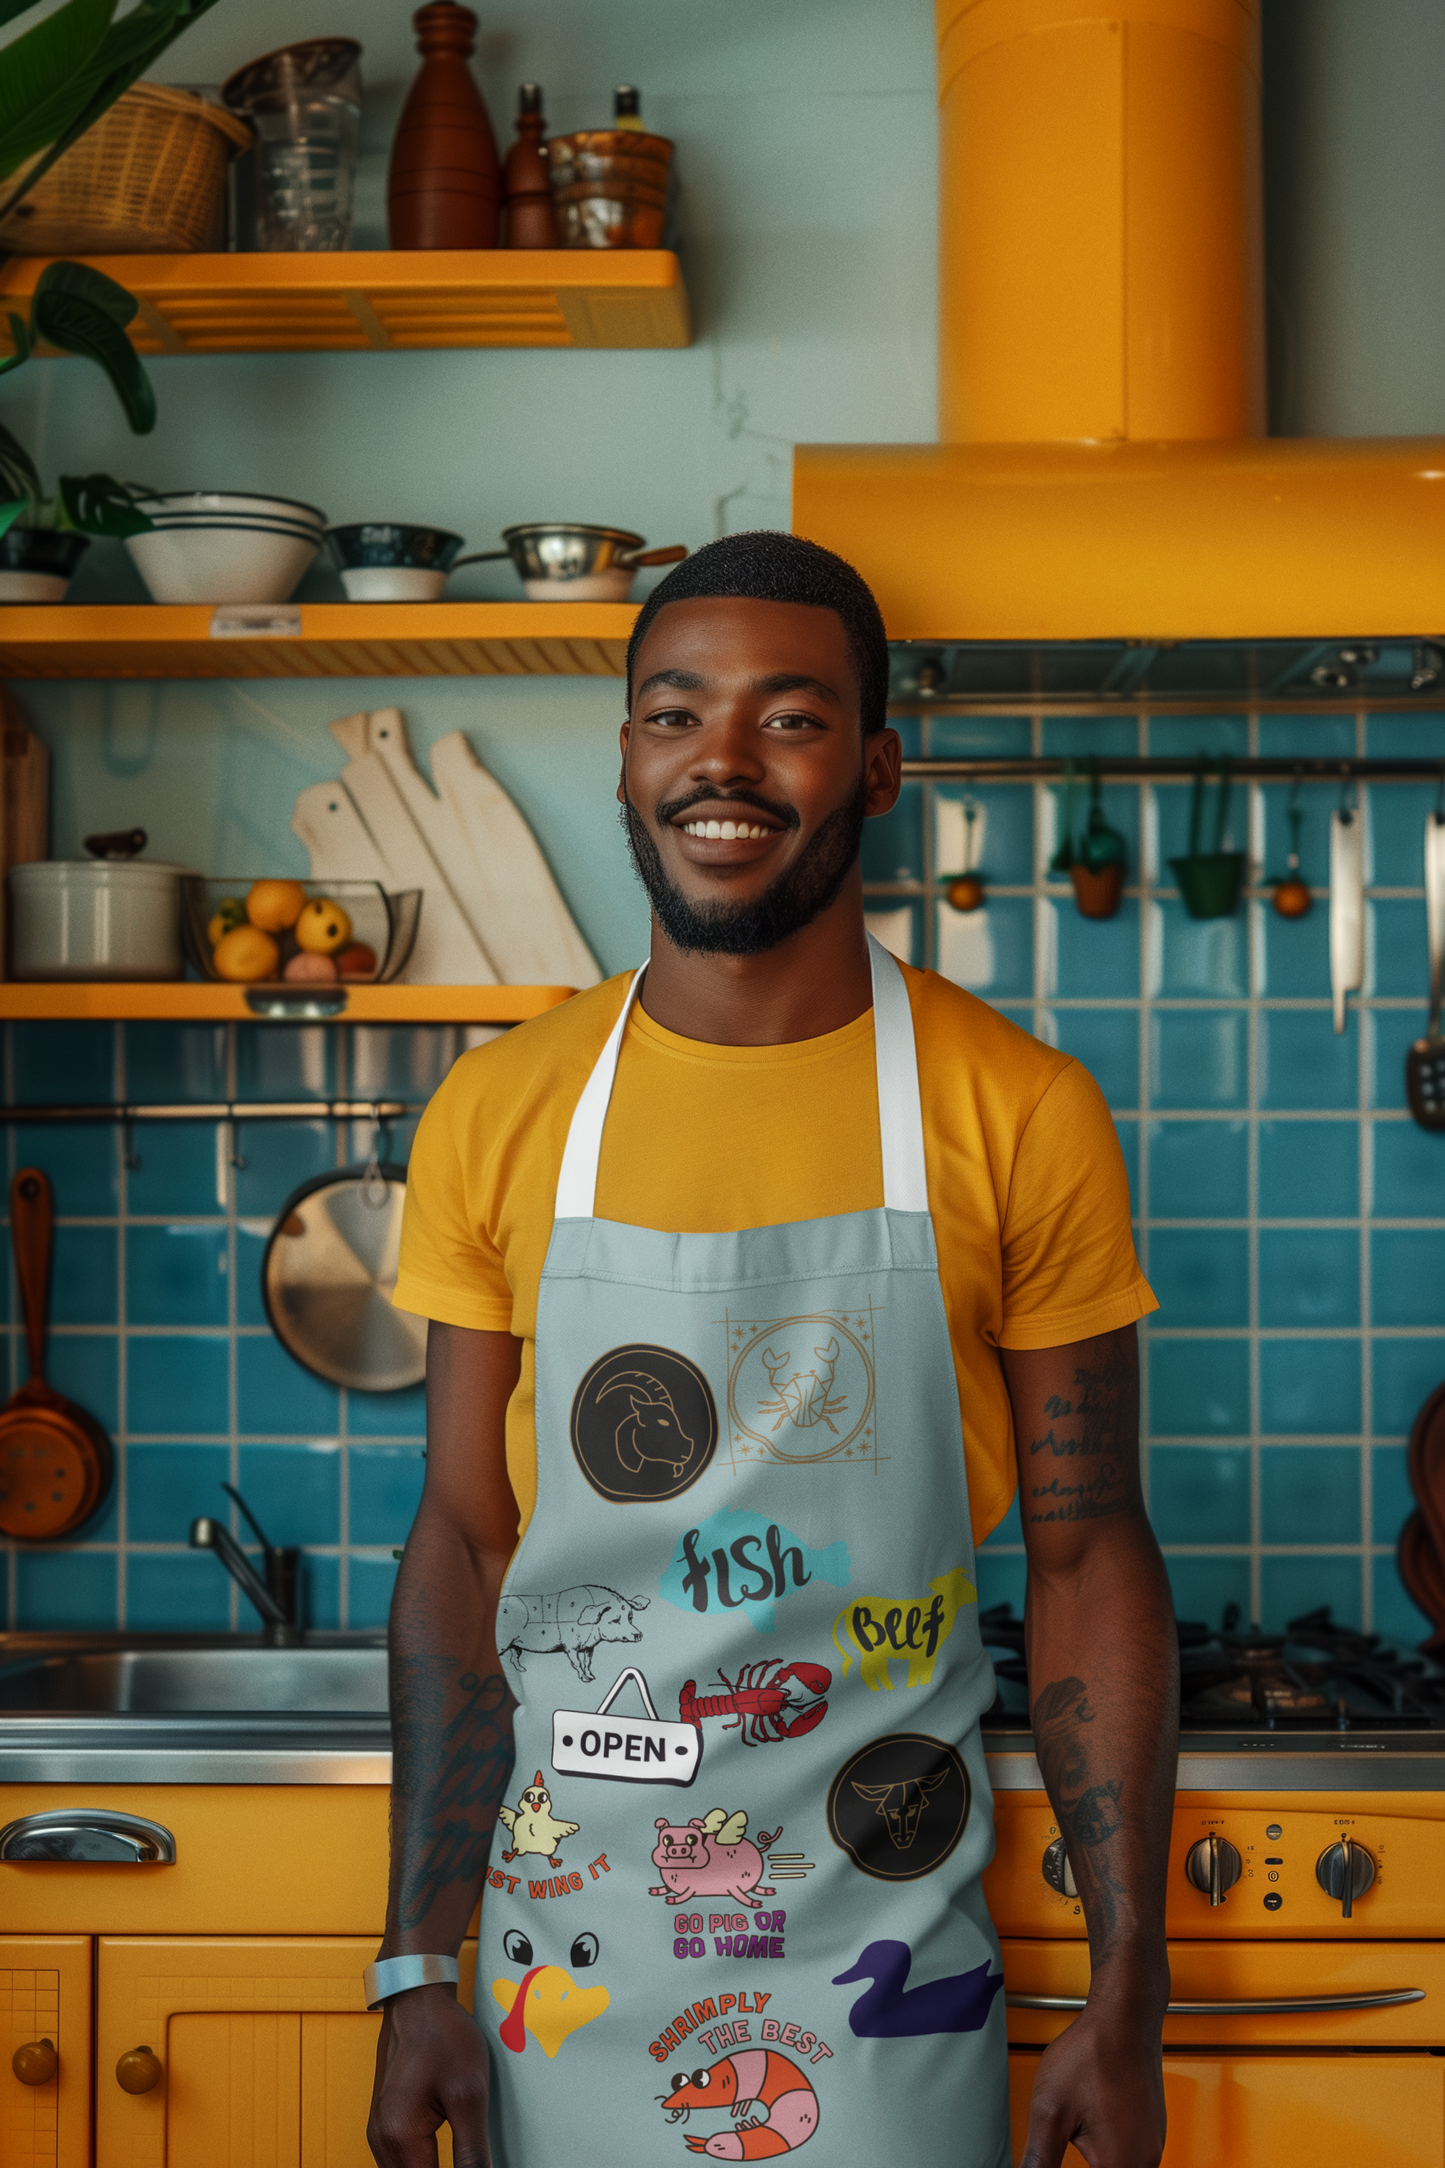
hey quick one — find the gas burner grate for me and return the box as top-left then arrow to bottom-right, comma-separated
979,1602 -> 1445,1732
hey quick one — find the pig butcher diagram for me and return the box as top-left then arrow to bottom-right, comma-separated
597,1367 -> 696,1479
498,1585 -> 649,1682
649,1807 -> 783,1909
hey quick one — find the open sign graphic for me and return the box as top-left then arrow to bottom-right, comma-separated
551,1666 -> 701,1788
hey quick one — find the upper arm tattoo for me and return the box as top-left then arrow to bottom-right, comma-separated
1025,1337 -> 1136,1526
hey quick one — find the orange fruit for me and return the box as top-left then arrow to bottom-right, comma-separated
245,878 -> 307,931
294,897 -> 352,954
212,924 -> 280,982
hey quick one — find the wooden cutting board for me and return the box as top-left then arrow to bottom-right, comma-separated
0,689 -> 49,980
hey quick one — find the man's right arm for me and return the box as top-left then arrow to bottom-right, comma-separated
368,1322 -> 522,2168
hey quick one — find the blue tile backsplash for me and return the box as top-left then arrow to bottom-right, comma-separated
867,705 -> 1445,1643
0,1023 -> 488,1633
6,696 -> 1444,1651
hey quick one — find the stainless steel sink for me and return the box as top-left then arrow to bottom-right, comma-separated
0,1644 -> 389,1714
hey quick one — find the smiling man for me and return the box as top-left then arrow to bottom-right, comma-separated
368,533 -> 1177,2168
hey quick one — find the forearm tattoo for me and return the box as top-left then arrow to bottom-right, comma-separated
392,1659 -> 515,1932
1032,1674 -> 1127,1947
1025,1338 -> 1136,1526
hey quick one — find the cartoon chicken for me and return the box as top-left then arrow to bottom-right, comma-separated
497,1772 -> 580,1867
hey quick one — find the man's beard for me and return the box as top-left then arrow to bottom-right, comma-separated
620,774 -> 868,957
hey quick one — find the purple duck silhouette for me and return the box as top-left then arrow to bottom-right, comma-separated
833,1939 -> 1005,2038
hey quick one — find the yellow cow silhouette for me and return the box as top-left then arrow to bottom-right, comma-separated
832,1567 -> 976,1690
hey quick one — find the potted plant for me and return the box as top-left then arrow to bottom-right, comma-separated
0,260 -> 159,598
0,0 -> 225,225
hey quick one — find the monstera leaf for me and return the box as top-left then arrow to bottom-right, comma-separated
32,262 -> 154,433
0,415 -> 37,502
0,0 -> 225,213
58,471 -> 153,537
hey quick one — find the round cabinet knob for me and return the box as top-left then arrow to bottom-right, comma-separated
115,2045 -> 163,2095
1185,1834 -> 1242,1906
12,2038 -> 57,2086
1042,1835 -> 1077,1898
1316,1836 -> 1376,1919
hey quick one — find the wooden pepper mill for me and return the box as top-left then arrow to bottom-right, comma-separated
388,2 -> 500,249
504,83 -> 557,247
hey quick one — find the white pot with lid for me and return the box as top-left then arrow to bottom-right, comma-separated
10,830 -> 188,980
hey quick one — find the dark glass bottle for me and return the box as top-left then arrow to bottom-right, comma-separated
504,82 -> 558,248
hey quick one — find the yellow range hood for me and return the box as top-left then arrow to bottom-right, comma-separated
793,0 -> 1445,646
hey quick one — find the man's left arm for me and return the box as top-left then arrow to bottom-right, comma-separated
1000,1323 -> 1178,2168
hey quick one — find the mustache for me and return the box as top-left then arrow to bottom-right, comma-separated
650,784 -> 801,833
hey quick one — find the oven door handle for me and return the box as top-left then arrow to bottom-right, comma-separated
1007,1989 -> 1425,2016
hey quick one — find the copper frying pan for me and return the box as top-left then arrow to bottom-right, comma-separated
0,1168 -> 112,1540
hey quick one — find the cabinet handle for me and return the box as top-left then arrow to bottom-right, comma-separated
0,1809 -> 175,1864
115,2045 -> 163,2094
12,2038 -> 57,2085
1008,1989 -> 1425,2016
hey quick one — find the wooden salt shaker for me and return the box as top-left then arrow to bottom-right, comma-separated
504,83 -> 557,247
388,2 -> 500,249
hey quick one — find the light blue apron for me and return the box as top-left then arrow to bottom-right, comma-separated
481,936 -> 1009,2167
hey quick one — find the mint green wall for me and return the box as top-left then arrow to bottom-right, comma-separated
1265,0 -> 1445,436
3,0 -> 938,973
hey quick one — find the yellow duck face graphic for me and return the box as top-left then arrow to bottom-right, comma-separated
493,1928 -> 610,2060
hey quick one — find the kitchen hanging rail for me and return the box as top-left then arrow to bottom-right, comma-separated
900,757 -> 1445,782
0,1100 -> 420,1124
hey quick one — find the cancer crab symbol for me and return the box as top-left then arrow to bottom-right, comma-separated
759,1338 -> 846,1434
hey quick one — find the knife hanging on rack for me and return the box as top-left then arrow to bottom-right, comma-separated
1405,800 -> 1445,1129
1329,788 -> 1364,1035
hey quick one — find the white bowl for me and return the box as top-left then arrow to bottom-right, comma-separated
0,570 -> 71,602
125,523 -> 320,605
135,490 -> 326,528
339,565 -> 448,602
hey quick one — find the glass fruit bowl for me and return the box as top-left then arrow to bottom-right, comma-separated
180,878 -> 421,986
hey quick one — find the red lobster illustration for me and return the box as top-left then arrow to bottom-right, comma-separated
679,1659 -> 831,1747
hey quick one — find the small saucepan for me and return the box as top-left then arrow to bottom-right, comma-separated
327,522 -> 467,603
456,522 -> 687,602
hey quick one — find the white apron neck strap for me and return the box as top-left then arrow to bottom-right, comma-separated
868,932 -> 929,1213
554,943 -> 926,1222
554,968 -> 648,1220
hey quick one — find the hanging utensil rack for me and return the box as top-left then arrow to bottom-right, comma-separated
899,757 -> 1445,782
0,1099 -> 419,1124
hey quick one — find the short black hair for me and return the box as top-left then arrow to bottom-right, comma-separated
625,529 -> 890,735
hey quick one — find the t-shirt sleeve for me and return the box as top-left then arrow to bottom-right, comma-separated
392,1070 -> 515,1332
996,1057 -> 1157,1349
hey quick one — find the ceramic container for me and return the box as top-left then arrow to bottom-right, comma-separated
0,529 -> 90,603
126,493 -> 325,605
10,859 -> 187,980
327,521 -> 464,602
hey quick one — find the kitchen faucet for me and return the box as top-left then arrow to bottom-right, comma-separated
190,1482 -> 301,1646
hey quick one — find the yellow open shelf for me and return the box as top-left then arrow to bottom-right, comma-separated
0,249 -> 690,353
0,982 -> 574,1023
0,602 -> 637,679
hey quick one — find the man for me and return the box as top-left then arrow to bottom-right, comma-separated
368,533 -> 1177,2168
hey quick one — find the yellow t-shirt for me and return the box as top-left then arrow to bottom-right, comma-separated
394,962 -> 1156,1549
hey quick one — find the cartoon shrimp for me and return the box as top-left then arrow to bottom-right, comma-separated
659,2049 -> 820,2158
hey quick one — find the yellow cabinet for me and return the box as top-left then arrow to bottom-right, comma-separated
0,1937 -> 92,2168
97,1937 -> 478,2168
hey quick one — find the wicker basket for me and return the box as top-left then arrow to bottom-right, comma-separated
0,83 -> 252,254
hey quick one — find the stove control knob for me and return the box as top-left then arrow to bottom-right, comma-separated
1185,1834 -> 1242,1906
1041,1837 -> 1077,1898
1316,1836 -> 1375,1919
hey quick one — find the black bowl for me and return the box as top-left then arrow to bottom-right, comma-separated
326,522 -> 464,571
0,529 -> 90,576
